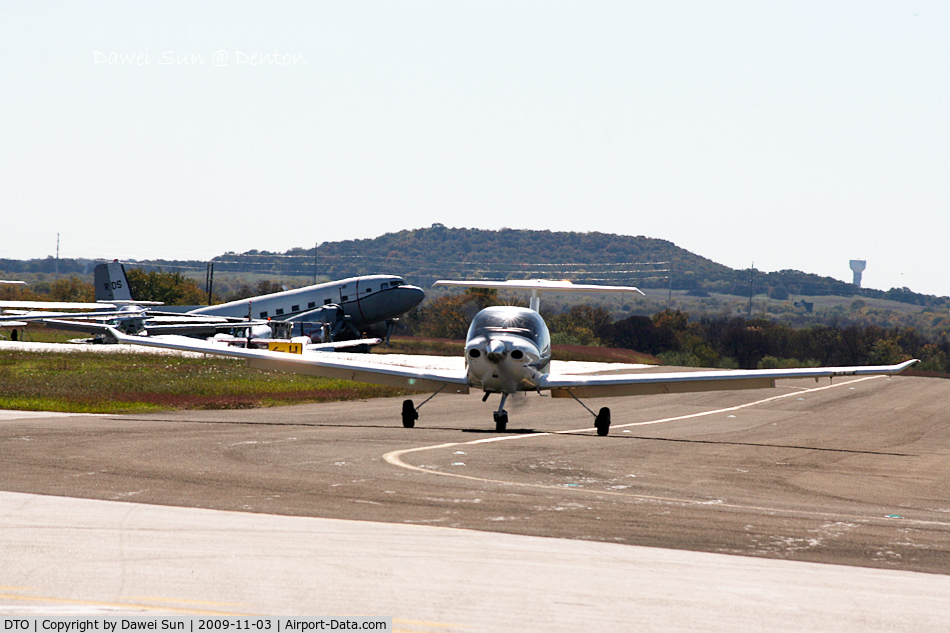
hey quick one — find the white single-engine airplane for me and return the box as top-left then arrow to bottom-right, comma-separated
109,279 -> 919,435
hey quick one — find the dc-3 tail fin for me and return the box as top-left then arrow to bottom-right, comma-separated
94,261 -> 133,303
433,279 -> 645,312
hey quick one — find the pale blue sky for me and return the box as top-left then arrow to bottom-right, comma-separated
1,2 -> 947,295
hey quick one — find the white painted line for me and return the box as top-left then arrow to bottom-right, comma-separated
383,376 -> 950,528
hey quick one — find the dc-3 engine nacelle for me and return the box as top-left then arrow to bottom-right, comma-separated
291,304 -> 358,343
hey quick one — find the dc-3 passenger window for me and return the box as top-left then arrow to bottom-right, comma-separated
341,295 -> 348,301
292,305 -> 300,312
276,308 -> 284,316
308,302 -> 316,309
260,311 -> 268,318
366,288 -> 372,293
323,299 -> 331,304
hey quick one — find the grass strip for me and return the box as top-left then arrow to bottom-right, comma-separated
0,349 -> 410,414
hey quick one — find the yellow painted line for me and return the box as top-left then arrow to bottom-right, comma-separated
384,376 -> 950,527
393,618 -> 468,628
0,592 -> 257,616
123,596 -> 248,607
0,586 -> 39,592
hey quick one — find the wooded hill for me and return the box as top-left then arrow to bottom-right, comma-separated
2,225 -> 945,308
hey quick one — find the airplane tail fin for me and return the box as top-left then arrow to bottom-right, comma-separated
94,261 -> 134,302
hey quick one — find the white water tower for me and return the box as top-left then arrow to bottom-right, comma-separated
849,260 -> 866,287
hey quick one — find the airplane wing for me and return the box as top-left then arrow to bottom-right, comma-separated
539,360 -> 919,398
206,337 -> 383,351
142,323 -> 267,336
41,319 -> 266,338
307,338 -> 383,351
0,300 -> 117,310
39,319 -> 121,335
110,327 -> 917,400
0,309 -> 140,323
434,279 -> 645,294
108,328 -> 470,394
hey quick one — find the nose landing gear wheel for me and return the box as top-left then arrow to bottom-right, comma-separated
402,400 -> 418,428
493,410 -> 508,432
594,407 -> 611,436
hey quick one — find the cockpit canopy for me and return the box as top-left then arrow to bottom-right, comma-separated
466,306 -> 551,355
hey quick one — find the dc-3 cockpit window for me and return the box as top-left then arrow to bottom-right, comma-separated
466,307 -> 550,350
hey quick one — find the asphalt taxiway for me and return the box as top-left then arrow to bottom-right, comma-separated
1,371 -> 949,629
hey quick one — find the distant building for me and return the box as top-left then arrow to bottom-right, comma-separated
849,260 -> 866,287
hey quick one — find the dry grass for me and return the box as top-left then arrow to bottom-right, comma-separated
0,349 -> 410,414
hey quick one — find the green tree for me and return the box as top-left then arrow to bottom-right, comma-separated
227,284 -> 257,301
125,268 -> 206,305
49,277 -> 94,302
867,338 -> 905,365
547,305 -> 612,346
464,287 -> 499,311
411,295 -> 471,339
0,282 -> 36,302
652,309 -> 689,332
255,280 -> 284,296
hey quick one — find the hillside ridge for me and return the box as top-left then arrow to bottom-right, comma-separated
1,226 -> 944,307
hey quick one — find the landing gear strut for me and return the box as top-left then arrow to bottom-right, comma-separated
398,385 -> 447,429
565,391 -> 612,436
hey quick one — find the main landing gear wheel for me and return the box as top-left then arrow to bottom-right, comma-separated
493,410 -> 508,433
402,399 -> 418,428
594,407 -> 611,436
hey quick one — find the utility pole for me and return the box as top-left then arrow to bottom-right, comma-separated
55,233 -> 60,278
667,256 -> 673,310
748,262 -> 754,318
206,261 -> 215,306
313,242 -> 317,285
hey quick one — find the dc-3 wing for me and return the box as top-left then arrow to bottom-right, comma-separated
107,328 -> 471,394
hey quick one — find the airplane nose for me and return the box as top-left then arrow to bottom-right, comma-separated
486,339 -> 507,364
400,286 -> 426,309
382,286 -> 426,317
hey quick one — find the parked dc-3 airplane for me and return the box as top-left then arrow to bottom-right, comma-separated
108,278 -> 919,435
1,261 -> 426,343
187,272 -> 425,342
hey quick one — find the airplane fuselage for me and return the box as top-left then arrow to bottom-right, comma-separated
464,306 -> 551,394
188,275 -> 425,331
